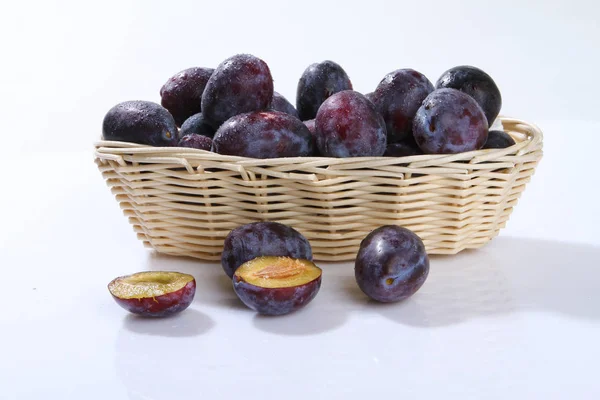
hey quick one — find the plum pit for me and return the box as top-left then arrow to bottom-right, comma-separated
236,257 -> 321,288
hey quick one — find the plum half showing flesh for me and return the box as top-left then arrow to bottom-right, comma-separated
108,271 -> 196,317
233,256 -> 322,316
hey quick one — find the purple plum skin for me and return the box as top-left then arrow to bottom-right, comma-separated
179,113 -> 215,138
384,137 -> 423,157
303,119 -> 316,135
270,91 -> 299,118
102,100 -> 179,146
436,65 -> 502,125
178,134 -> 213,151
371,69 -> 434,143
110,280 -> 196,317
355,225 -> 429,303
233,275 -> 321,316
160,67 -> 214,126
413,88 -> 489,154
221,222 -> 313,278
202,54 -> 273,129
483,130 -> 516,149
315,90 -> 386,157
212,111 -> 314,159
296,60 -> 353,121
302,119 -> 321,156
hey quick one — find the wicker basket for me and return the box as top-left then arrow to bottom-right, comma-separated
94,116 -> 542,261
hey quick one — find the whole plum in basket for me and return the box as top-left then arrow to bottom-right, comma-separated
364,92 -> 375,103
303,119 -> 316,135
102,100 -> 179,147
436,65 -> 502,125
270,91 -> 299,118
160,67 -> 214,126
179,113 -> 215,138
296,60 -> 352,121
413,88 -> 489,154
315,90 -> 386,157
371,69 -> 434,143
221,222 -> 313,278
484,130 -> 516,149
178,133 -> 213,151
212,111 -> 314,159
202,54 -> 273,129
384,138 -> 423,157
303,119 -> 320,156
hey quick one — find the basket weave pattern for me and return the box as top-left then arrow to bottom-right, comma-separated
94,117 -> 543,261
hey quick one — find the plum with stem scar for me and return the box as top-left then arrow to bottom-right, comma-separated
355,226 -> 429,303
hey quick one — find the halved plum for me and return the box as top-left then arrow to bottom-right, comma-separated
233,256 -> 322,316
221,221 -> 313,278
108,271 -> 196,317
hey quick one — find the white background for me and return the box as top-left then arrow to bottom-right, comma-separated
1,0 -> 599,399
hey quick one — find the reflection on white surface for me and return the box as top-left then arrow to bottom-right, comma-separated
122,309 -> 215,338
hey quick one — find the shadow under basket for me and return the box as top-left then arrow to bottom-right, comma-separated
94,117 -> 543,262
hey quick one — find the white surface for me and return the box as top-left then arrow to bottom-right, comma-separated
1,1 -> 599,399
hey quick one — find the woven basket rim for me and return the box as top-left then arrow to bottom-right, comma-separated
94,116 -> 543,165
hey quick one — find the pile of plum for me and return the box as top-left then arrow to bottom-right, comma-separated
108,222 -> 430,317
102,54 -> 516,158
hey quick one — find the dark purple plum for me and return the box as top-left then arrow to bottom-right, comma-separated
436,65 -> 502,125
413,88 -> 489,154
302,119 -> 321,156
221,222 -> 312,278
270,91 -> 299,118
212,111 -> 314,159
178,134 -> 213,151
160,67 -> 214,126
355,226 -> 429,303
303,119 -> 316,135
371,69 -> 434,143
384,137 -> 423,157
179,113 -> 215,138
233,257 -> 322,316
202,54 -> 273,129
296,60 -> 353,121
315,90 -> 386,157
364,92 -> 375,104
483,130 -> 516,149
102,100 -> 179,146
